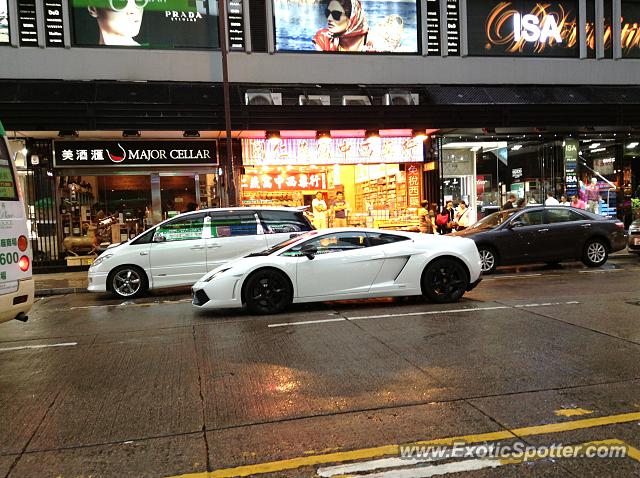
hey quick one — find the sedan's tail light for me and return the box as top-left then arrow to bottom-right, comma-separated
18,255 -> 30,272
614,222 -> 624,230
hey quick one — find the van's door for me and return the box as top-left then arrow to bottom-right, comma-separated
148,212 -> 208,288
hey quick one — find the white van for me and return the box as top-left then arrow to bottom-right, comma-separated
0,122 -> 34,324
88,207 -> 314,298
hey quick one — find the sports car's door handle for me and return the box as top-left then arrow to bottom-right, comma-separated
207,244 -> 222,248
139,251 -> 148,256
581,224 -> 592,228
537,228 -> 549,233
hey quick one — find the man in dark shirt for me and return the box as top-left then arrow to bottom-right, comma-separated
502,194 -> 517,210
331,191 -> 348,227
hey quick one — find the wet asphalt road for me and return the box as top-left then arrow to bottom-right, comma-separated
2,257 -> 640,478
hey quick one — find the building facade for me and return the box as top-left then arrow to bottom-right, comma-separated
1,0 -> 640,269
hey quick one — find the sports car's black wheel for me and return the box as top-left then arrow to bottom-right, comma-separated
244,269 -> 292,315
477,246 -> 498,274
582,239 -> 608,267
422,258 -> 469,304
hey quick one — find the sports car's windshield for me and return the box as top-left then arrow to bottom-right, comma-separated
245,231 -> 318,257
469,209 -> 521,230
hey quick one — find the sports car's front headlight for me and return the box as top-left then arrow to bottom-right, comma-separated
202,268 -> 231,282
90,253 -> 113,268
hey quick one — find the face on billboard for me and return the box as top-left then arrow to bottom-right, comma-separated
71,0 -> 219,49
466,0 -> 579,57
0,0 -> 9,44
274,0 -> 419,53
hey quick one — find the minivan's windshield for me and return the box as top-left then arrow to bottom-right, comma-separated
470,209 -> 520,230
245,231 -> 318,257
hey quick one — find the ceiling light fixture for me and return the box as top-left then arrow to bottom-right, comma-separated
316,130 -> 332,145
266,131 -> 282,144
183,130 -> 200,138
411,129 -> 428,142
122,130 -> 141,138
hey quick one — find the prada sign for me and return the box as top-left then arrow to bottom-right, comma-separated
54,141 -> 218,168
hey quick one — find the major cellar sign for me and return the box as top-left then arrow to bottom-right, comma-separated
54,141 -> 218,167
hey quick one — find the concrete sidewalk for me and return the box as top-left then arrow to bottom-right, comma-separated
33,250 -> 639,297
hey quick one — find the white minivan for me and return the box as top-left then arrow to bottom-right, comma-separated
88,207 -> 314,298
0,121 -> 34,324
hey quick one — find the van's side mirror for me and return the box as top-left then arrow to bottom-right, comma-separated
300,244 -> 318,259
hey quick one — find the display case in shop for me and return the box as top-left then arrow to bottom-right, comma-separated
242,191 -> 305,207
354,172 -> 418,230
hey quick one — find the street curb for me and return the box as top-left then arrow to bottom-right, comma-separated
35,287 -> 90,297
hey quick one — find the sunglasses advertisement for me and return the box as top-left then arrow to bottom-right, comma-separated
274,0 -> 419,53
70,0 -> 219,49
0,0 -> 9,44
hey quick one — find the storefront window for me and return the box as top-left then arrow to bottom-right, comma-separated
441,134 -> 633,225
240,136 -> 425,232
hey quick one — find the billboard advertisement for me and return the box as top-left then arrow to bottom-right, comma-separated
70,0 -> 219,49
466,0 -> 579,57
273,0 -> 419,53
0,0 -> 9,44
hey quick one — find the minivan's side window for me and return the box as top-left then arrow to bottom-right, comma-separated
209,212 -> 257,237
546,208 -> 587,223
258,210 -> 314,233
155,213 -> 206,242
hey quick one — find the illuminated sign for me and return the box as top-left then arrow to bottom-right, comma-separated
467,1 -> 578,57
0,0 -> 8,44
273,0 -> 419,53
54,141 -> 218,167
45,0 -> 65,47
513,13 -> 562,43
17,0 -> 38,46
242,137 -> 424,166
241,171 -> 328,191
406,164 -> 422,208
70,0 -> 219,49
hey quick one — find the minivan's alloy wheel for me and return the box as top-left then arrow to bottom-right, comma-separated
422,258 -> 469,304
478,247 -> 497,274
244,269 -> 292,314
582,239 -> 608,267
111,266 -> 146,299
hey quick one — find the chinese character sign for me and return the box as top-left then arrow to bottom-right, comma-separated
242,137 -> 423,166
241,172 -> 327,191
406,164 -> 422,208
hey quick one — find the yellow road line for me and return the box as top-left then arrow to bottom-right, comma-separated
166,411 -> 640,478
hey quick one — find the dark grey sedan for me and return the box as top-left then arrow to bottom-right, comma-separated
454,206 -> 627,273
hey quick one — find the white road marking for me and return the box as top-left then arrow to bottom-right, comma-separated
317,457 -> 436,477
269,301 -> 580,327
349,306 -> 510,321
0,342 -> 78,352
344,458 -> 504,478
579,269 -> 623,274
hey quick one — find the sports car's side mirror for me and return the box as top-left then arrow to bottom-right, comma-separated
300,244 -> 318,259
508,220 -> 524,229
